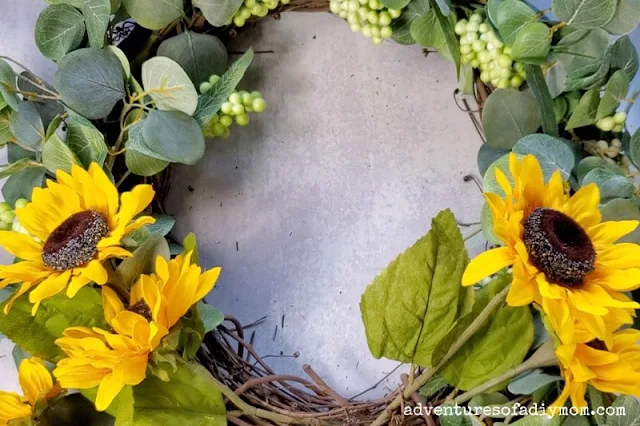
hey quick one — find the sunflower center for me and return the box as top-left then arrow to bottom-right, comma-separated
42,210 -> 109,271
587,339 -> 607,351
523,208 -> 596,286
128,301 -> 152,321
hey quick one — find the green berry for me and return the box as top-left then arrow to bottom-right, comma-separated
497,79 -> 510,89
478,51 -> 490,64
221,102 -> 234,115
479,23 -> 490,33
499,67 -> 512,79
330,1 -> 341,13
367,10 -> 379,24
480,70 -> 491,83
368,0 -> 380,9
239,6 -> 252,19
348,12 -> 359,24
372,37 -> 383,45
231,104 -> 245,115
361,25 -> 372,38
498,54 -> 512,69
251,91 -> 263,98
597,117 -> 616,132
0,210 -> 15,223
200,82 -> 212,94
281,0 -> 290,4
380,25 -> 392,39
613,112 -> 627,124
220,115 -> 233,127
245,0 -> 257,7
469,14 -> 482,24
257,3 -> 269,16
236,113 -> 250,126
0,202 -> 11,213
242,93 -> 254,107
212,123 -> 226,137
613,123 -> 624,133
211,113 -> 220,123
612,138 -> 623,148
465,32 -> 479,42
229,93 -> 242,105
460,45 -> 472,55
339,10 -> 348,18
471,40 -> 486,53
209,75 -> 221,85
388,8 -> 401,18
252,97 -> 267,112
370,25 -> 381,38
266,0 -> 279,9
358,0 -> 367,4
221,127 -> 231,139
503,46 -> 512,56
514,62 -> 525,73
348,0 -> 359,11
467,22 -> 479,33
470,59 -> 480,68
379,11 -> 392,26
510,75 -> 524,89
233,15 -> 246,26
454,22 -> 467,35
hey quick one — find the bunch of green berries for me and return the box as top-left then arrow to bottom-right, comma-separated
455,12 -> 526,89
596,112 -> 627,133
200,75 -> 267,139
0,198 -> 28,232
230,0 -> 291,27
329,0 -> 401,45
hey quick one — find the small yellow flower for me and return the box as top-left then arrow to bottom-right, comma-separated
551,329 -> 640,410
0,357 -> 61,425
54,252 -> 220,411
462,153 -> 640,345
0,163 -> 155,315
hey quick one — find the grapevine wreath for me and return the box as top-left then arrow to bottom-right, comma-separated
0,0 -> 639,425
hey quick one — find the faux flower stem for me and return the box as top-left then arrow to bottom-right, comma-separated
453,340 -> 558,405
370,285 -> 511,426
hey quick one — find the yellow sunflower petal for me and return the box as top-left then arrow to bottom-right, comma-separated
88,163 -> 119,221
79,260 -> 108,285
590,265 -> 640,292
0,231 -> 43,261
461,247 -> 514,286
544,171 -> 566,210
562,184 -> 601,229
95,372 -> 125,412
102,287 -> 125,325
4,281 -> 39,314
18,358 -> 55,406
195,267 -> 221,301
114,353 -> 148,386
597,243 -> 640,269
155,256 -> 170,283
29,270 -> 71,315
115,185 -> 155,229
543,297 -> 574,344
123,216 -> 155,235
588,220 -> 639,247
0,392 -> 32,421
66,274 -> 92,298
97,247 -> 132,260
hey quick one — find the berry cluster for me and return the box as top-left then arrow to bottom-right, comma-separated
0,198 -> 28,232
230,0 -> 291,27
596,112 -> 627,133
329,0 -> 401,45
200,75 -> 267,139
584,138 -> 623,160
455,12 -> 526,89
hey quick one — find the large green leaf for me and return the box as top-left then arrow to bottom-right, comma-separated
576,156 -> 626,183
477,143 -> 510,177
122,0 -> 183,30
142,110 -> 205,165
2,167 -> 46,204
390,0 -> 430,45
507,369 -> 561,395
565,48 -> 612,91
551,29 -> 610,75
0,287 -> 108,361
419,374 -> 449,399
0,158 -> 45,179
56,48 -> 125,119
125,121 -> 170,162
410,6 -> 458,62
9,101 -> 45,150
596,70 -> 630,120
582,168 -> 635,201
382,0 -> 410,10
83,0 -> 111,48
193,0 -> 244,27
0,59 -> 19,111
115,234 -> 170,289
552,0 -> 617,28
607,395 -> 640,426
198,302 -> 224,333
439,275 -> 534,390
600,198 -> 640,244
35,4 -> 86,61
429,0 -> 459,72
566,88 -> 600,130
525,64 -> 558,137
142,57 -> 199,115
66,111 -> 109,167
629,130 -> 640,168
604,0 -> 640,35
512,134 -> 576,181
42,133 -> 79,173
360,209 -> 473,367
496,0 -> 537,45
193,49 -> 254,127
125,149 -> 169,177
481,89 -> 541,150
512,23 -> 551,64
487,0 -> 504,29
157,32 -> 228,87
610,35 -> 639,81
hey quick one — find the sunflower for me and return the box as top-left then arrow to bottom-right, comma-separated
550,329 -> 640,410
0,163 -> 155,314
54,251 -> 220,411
0,357 -> 61,425
462,153 -> 640,345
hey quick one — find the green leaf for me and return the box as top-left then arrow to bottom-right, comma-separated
482,89 -> 541,150
429,0 -> 459,73
360,209 -> 473,367
507,369 -> 561,395
115,234 -> 170,289
525,65 -> 559,137
496,0 -> 537,45
551,29 -> 610,75
114,386 -> 134,426
0,158 -> 44,179
610,35 -> 639,81
125,148 -> 169,177
121,0 -> 183,30
600,198 -> 640,244
512,23 -> 551,64
183,232 -> 199,265
565,49 -> 612,91
46,0 -> 83,6
83,0 -> 111,48
35,5 -> 86,61
42,133 -> 79,173
142,110 -> 205,165
0,60 -> 20,112
66,111 -> 109,167
125,121 -> 170,162
512,134 -> 576,181
193,0 -> 244,27
582,168 -> 635,201
596,70 -> 630,120
607,395 -> 640,426
17,71 -> 65,129
194,49 -> 254,127
477,143 -> 510,177
142,57 -> 198,115
604,0 -> 640,35
438,403 -> 474,426
179,305 -> 206,360
487,0 -> 505,29
481,202 -> 501,245
157,31 -> 228,87
382,0 -> 410,10
147,214 -> 175,236
552,0 -> 617,28
39,394 -> 114,426
566,88 -> 600,130
2,167 -> 46,204
439,275 -> 534,390
198,302 -> 224,333
106,45 -> 131,79
0,109 -> 12,146
390,0 -> 430,45
12,346 -> 29,369
576,156 -> 626,182
545,63 -> 568,99
419,374 -> 448,399
468,393 -> 511,417
0,287 -> 107,361
9,102 -> 45,150
587,386 -> 610,426
56,48 -> 125,119
410,5 -> 458,62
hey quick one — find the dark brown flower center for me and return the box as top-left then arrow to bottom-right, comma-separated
42,210 -> 109,271
128,301 -> 152,321
523,208 -> 596,286
587,339 -> 607,351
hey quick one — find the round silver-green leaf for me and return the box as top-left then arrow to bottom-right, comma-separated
604,0 -> 640,35
35,5 -> 86,61
512,134 -> 576,181
552,0 -> 617,28
496,0 -> 537,45
142,110 -> 205,165
9,102 -> 45,150
122,0 -> 183,30
193,0 -> 244,27
83,0 -> 111,48
42,133 -> 79,173
511,22 -> 551,64
481,89 -> 541,150
596,70 -> 630,120
142,57 -> 199,115
0,59 -> 19,111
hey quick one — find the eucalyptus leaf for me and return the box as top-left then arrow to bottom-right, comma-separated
565,48 -> 612,91
512,134 -> 576,181
582,168 -> 635,201
194,49 -> 254,127
608,395 -> 640,426
507,369 -> 561,395
198,302 -> 225,332
419,375 -> 448,399
512,23 -> 551,64
157,32 -> 228,87
147,214 -> 176,236
115,234 -> 170,289
596,70 -> 630,120
142,57 -> 199,115
17,71 -> 64,129
481,89 -> 540,150
0,158 -> 45,179
35,5 -> 86,61
629,130 -> 640,168
551,29 -> 609,75
566,88 -> 600,130
0,60 -> 19,111
410,8 -> 457,60
601,198 -> 640,244
106,45 -> 131,79
439,403 -> 474,426
66,111 -> 109,167
122,0 -> 183,30
552,0 -> 617,28
610,35 -> 639,81
382,0 -> 410,10
525,64 -> 558,136
125,148 -> 169,177
83,0 -> 110,48
0,109 -> 11,145
193,0 -> 244,27
183,233 -> 199,265
428,0 -> 459,73
11,346 -> 29,370
9,102 -> 45,150
42,133 -> 79,173
46,0 -> 83,6
487,0 -> 504,29
576,156 -> 626,183
544,63 -> 567,99
390,0 -> 430,45
125,121 -> 171,162
477,143 -> 510,177
143,110 -> 205,165
360,209 -> 473,367
604,0 -> 640,35
483,153 -> 524,196
2,168 -> 46,204
554,96 -> 568,122
587,386 -> 610,426
56,48 -> 125,119
496,0 -> 537,45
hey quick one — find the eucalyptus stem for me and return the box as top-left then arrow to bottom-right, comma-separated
16,73 -> 59,97
370,285 -> 511,426
116,170 -> 131,188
